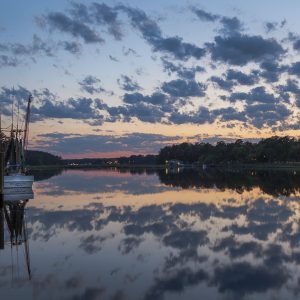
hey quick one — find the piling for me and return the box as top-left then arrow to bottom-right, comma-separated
0,152 -> 3,194
0,152 -> 4,249
0,195 -> 3,250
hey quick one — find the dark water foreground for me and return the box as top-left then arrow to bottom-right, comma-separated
2,168 -> 300,299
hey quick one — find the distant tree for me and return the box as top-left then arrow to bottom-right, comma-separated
157,136 -> 300,164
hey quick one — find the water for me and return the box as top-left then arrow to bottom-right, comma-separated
1,168 -> 300,300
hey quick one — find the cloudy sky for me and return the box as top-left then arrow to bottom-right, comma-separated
1,0 -> 300,158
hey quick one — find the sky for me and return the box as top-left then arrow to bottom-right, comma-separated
1,0 -> 300,158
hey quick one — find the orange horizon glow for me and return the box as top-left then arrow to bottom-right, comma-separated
61,150 -> 157,159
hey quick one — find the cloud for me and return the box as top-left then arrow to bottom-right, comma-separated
118,5 -> 206,60
68,2 -> 91,23
26,176 -> 300,299
226,69 -> 258,85
44,1 -> 125,45
0,35 -> 83,62
32,169 -> 169,196
191,8 -> 219,22
265,22 -> 277,33
1,4 -> 297,131
118,237 -> 143,254
169,107 -> 212,124
210,76 -> 234,91
122,47 -> 138,56
1,81 -> 292,130
11,35 -> 55,56
78,76 -> 106,95
212,236 -> 263,259
289,61 -> 300,77
117,75 -> 141,91
107,102 -> 165,123
277,79 -> 300,105
0,35 -> 56,60
161,58 -> 205,79
31,97 -> 105,124
42,12 -> 104,44
210,69 -> 259,92
220,17 -> 244,35
164,87 -> 291,128
260,59 -> 287,82
35,132 -> 181,155
152,36 -> 206,60
59,41 -> 82,55
116,5 -> 161,43
247,198 -> 292,223
163,230 -> 208,249
91,3 -> 123,40
0,86 -> 26,115
106,90 -> 185,123
229,86 -> 280,104
0,55 -> 18,68
108,55 -> 119,62
161,79 -> 206,97
0,85 -> 53,116
123,92 -> 167,105
293,38 -> 300,51
212,107 -> 246,122
212,262 -> 288,295
145,268 -> 208,300
244,102 -> 291,128
208,34 -> 285,66
265,20 -> 286,33
79,234 -> 106,254
72,288 -> 106,300
193,9 -> 244,36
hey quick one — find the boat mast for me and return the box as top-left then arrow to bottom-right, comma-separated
23,94 -> 32,151
16,99 -> 20,136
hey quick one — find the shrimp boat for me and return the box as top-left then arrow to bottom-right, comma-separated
1,95 -> 34,194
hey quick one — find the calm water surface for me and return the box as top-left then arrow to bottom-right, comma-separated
1,168 -> 300,300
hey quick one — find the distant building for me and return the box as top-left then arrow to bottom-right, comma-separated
167,160 -> 184,168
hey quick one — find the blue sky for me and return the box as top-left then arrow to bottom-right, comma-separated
1,0 -> 300,158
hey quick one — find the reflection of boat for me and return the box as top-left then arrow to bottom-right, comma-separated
4,175 -> 34,194
167,160 -> 184,168
3,188 -> 34,202
2,95 -> 34,192
166,160 -> 184,174
0,197 -> 32,280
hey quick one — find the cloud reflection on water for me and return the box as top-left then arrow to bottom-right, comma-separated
2,169 -> 300,299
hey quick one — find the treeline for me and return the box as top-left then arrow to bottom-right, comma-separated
118,155 -> 157,165
158,136 -> 300,164
25,150 -> 158,166
26,136 -> 300,167
158,169 -> 300,196
25,150 -> 63,166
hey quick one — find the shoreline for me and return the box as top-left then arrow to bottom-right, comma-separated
27,162 -> 300,171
